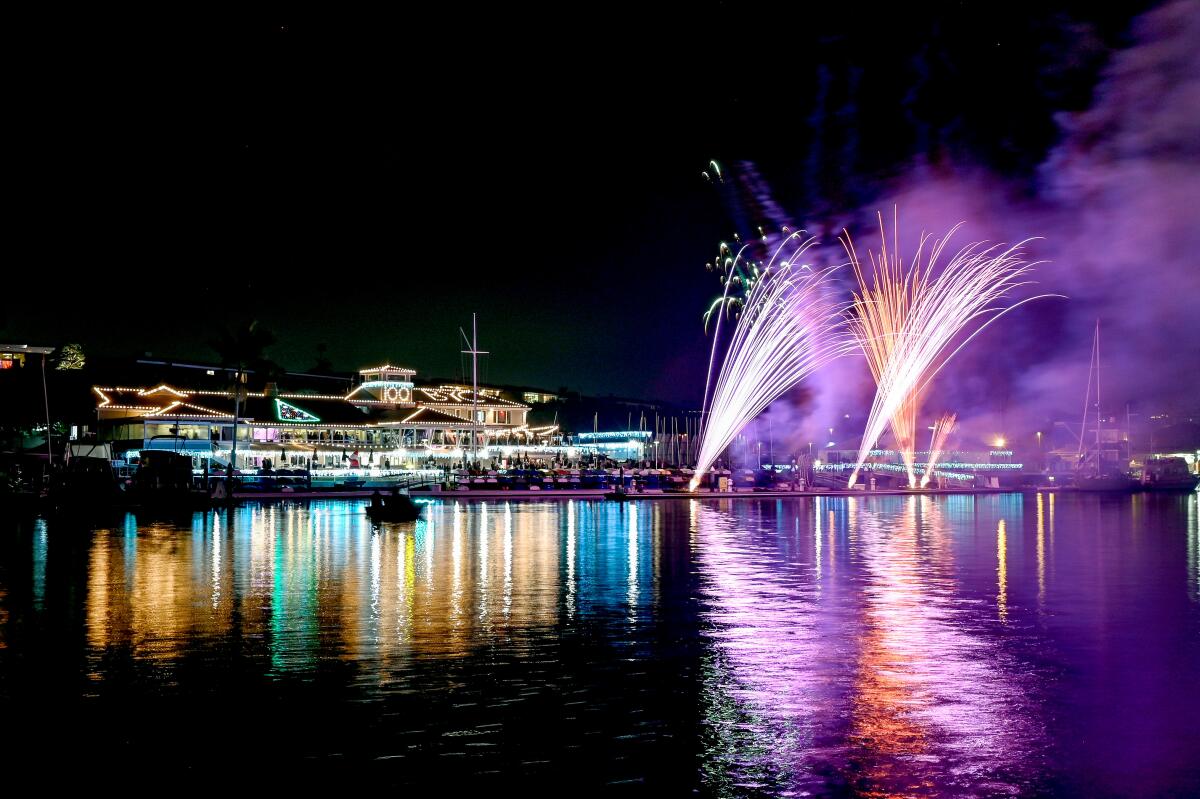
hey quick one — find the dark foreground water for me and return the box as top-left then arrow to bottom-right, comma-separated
2,493 -> 1198,795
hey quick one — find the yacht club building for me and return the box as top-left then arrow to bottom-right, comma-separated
93,364 -> 558,471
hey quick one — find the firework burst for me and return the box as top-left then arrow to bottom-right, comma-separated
693,234 -> 852,490
844,213 -> 1051,488
702,241 -> 769,333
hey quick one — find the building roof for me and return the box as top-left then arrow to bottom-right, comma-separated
414,386 -> 526,409
94,386 -> 234,418
376,406 -> 472,427
239,395 -> 374,426
359,364 -> 417,376
94,382 -> 526,428
1,343 -> 56,355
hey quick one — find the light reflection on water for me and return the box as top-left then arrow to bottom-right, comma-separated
693,492 -> 1198,797
1,493 -> 1198,793
76,501 -> 664,676
1190,495 -> 1198,603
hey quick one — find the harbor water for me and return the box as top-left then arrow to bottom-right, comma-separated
1,493 -> 1198,795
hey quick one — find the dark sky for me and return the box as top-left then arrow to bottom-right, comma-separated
8,5 -> 1156,404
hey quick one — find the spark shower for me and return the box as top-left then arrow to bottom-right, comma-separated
694,213 -> 1050,489
691,234 -> 851,489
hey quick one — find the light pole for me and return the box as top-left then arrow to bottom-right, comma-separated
40,351 -> 52,475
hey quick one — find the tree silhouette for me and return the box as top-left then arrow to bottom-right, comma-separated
312,342 -> 334,374
54,343 -> 86,370
208,321 -> 281,381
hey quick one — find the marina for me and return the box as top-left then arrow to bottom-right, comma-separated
3,8 -> 1198,793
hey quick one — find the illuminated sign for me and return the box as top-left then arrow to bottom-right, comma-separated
383,385 -> 412,403
360,380 -> 413,404
274,399 -> 321,423
577,430 -> 652,442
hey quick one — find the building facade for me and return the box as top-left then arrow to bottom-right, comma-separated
93,363 -> 555,471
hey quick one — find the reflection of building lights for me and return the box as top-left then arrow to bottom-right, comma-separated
997,518 -> 1008,622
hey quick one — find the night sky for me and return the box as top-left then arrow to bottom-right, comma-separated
11,4 -> 1193,419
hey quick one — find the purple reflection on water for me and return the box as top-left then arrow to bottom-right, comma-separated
695,493 -> 1200,797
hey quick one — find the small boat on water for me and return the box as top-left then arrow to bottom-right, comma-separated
1139,457 -> 1200,492
49,442 -> 123,513
366,493 -> 423,522
604,488 -> 635,502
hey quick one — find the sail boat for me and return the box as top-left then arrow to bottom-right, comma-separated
1069,320 -> 1138,492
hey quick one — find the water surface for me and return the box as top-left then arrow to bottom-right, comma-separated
1,493 -> 1198,794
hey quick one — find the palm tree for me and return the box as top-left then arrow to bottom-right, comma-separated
209,321 -> 279,379
311,342 -> 334,374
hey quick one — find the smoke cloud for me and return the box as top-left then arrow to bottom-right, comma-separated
740,0 -> 1200,456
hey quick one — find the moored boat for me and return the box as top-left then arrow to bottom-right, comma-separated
366,493 -> 423,522
1067,473 -> 1139,493
1139,457 -> 1200,492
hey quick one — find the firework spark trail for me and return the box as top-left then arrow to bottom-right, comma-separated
844,212 -> 944,487
845,215 -> 1053,488
921,412 -> 958,488
692,234 -> 853,490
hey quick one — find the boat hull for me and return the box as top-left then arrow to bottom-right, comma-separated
1066,475 -> 1140,493
1138,477 -> 1200,493
366,495 -> 423,522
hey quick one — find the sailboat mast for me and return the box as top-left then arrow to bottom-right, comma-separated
460,314 -> 488,467
1078,328 -> 1093,464
1095,319 -> 1101,475
472,313 -> 478,464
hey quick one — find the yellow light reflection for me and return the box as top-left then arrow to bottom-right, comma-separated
80,502 -> 571,678
997,518 -> 1008,623
503,501 -> 513,617
628,505 -> 639,616
814,496 -> 822,582
452,502 -> 464,626
1036,493 -> 1045,611
1188,493 -> 1198,603
566,501 -> 576,618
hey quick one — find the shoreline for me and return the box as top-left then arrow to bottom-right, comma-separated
231,486 -> 1023,502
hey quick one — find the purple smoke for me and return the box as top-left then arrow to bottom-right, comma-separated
739,0 -> 1200,457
